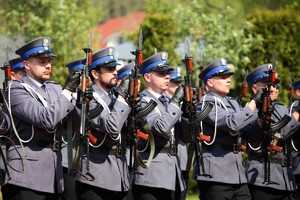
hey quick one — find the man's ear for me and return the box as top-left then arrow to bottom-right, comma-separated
206,79 -> 213,87
252,84 -> 257,93
23,60 -> 30,71
144,73 -> 151,83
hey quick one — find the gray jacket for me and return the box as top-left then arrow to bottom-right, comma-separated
75,83 -> 131,192
133,89 -> 187,191
5,75 -> 79,193
195,92 -> 257,184
244,102 -> 299,191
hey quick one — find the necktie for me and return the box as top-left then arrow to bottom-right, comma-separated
159,95 -> 169,108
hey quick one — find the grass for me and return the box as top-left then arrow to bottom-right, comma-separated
187,193 -> 199,200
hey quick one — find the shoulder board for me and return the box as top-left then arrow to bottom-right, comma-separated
46,80 -> 59,85
227,96 -> 236,100
272,101 -> 284,106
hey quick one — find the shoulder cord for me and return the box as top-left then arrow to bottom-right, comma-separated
137,96 -> 162,153
239,100 -> 261,151
202,95 -> 232,145
91,92 -> 120,148
6,82 -> 26,172
289,101 -> 298,152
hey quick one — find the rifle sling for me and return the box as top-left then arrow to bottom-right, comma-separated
193,103 -> 213,124
134,123 -> 155,169
135,100 -> 157,119
269,115 -> 291,132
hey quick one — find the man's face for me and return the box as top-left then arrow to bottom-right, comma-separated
252,82 -> 278,101
144,70 -> 170,94
92,66 -> 117,92
23,57 -> 52,83
206,74 -> 231,97
11,69 -> 25,81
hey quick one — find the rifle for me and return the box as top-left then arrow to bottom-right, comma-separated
0,47 -> 11,105
260,52 -> 291,184
182,37 -> 213,176
127,30 -> 157,172
71,32 -> 95,179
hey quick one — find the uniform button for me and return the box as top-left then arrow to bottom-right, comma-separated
246,113 -> 249,116
172,112 -> 176,115
67,109 -> 70,112
121,109 -> 124,112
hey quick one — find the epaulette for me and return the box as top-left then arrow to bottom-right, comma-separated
272,101 -> 284,106
45,80 -> 59,85
228,96 -> 237,101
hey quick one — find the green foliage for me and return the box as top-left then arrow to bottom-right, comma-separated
2,0 -> 101,84
139,13 -> 180,66
173,0 -> 263,96
247,8 -> 300,104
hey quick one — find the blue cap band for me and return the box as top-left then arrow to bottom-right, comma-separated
11,61 -> 24,70
141,60 -> 167,75
250,72 -> 268,84
169,72 -> 181,80
203,65 -> 228,82
293,82 -> 300,89
90,55 -> 115,69
118,69 -> 132,80
21,46 -> 51,60
68,64 -> 84,73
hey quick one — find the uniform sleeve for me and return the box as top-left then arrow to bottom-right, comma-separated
88,97 -> 131,137
141,97 -> 183,137
198,95 -> 257,133
6,81 -> 75,130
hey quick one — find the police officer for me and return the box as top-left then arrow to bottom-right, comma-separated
75,47 -> 132,200
165,67 -> 189,200
244,64 -> 300,200
196,58 -> 259,200
117,61 -> 134,85
290,79 -> 300,197
9,57 -> 25,81
61,58 -> 85,200
3,36 -> 81,200
132,52 -> 188,200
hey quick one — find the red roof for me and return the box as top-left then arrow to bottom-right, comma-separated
96,12 -> 145,48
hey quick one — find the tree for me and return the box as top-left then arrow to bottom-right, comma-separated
173,0 -> 262,96
247,8 -> 300,104
2,0 -> 102,84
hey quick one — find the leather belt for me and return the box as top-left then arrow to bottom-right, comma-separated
145,145 -> 178,156
89,146 -> 125,157
203,144 -> 241,153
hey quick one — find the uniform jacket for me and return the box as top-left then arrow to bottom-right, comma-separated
244,102 -> 299,191
5,75 -> 79,193
195,92 -> 257,184
75,82 -> 131,192
133,89 -> 187,191
289,100 -> 300,175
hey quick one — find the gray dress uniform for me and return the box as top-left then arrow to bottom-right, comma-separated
132,52 -> 187,196
290,98 -> 300,197
196,92 -> 257,183
5,75 -> 80,193
76,83 -> 131,191
133,89 -> 186,191
243,64 -> 299,198
75,47 -> 132,194
290,80 -> 300,185
244,101 -> 298,191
